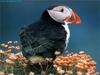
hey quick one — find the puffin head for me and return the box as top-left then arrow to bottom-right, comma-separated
41,4 -> 81,24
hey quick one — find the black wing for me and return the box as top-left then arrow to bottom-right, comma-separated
19,22 -> 66,58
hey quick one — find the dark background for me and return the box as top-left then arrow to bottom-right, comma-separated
0,0 -> 99,72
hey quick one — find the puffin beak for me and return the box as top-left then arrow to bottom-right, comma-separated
66,11 -> 81,24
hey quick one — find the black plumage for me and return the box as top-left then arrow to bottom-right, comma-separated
19,5 -> 67,58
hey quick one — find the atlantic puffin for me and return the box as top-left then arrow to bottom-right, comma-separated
19,4 -> 81,59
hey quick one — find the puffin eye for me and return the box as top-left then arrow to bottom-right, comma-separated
60,8 -> 64,12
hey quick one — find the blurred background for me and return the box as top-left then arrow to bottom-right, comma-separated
0,0 -> 99,72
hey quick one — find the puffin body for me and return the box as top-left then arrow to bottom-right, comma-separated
19,4 -> 81,59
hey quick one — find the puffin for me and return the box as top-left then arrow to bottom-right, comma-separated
19,4 -> 81,60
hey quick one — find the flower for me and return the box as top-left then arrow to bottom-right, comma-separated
57,69 -> 65,74
79,51 -> 85,54
8,73 -> 14,75
8,53 -> 18,60
54,51 -> 61,56
29,72 -> 35,75
16,52 -> 23,57
5,59 -> 15,65
5,49 -> 12,53
8,41 -> 13,44
77,71 -> 83,75
14,41 -> 18,44
46,57 -> 53,62
0,44 -> 7,47
66,70 -> 73,74
41,71 -> 46,75
53,51 -> 98,75
0,50 -> 5,54
22,63 -> 27,68
15,46 -> 20,50
0,71 -> 4,75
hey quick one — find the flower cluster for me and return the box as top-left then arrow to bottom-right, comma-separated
53,51 -> 99,75
0,41 -> 27,64
0,41 -> 29,75
0,41 -> 53,75
0,41 -> 99,75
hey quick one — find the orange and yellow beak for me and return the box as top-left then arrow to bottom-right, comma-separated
66,11 -> 81,24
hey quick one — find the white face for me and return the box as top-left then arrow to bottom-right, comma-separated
47,6 -> 73,23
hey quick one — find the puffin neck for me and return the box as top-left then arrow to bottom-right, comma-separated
41,10 -> 63,25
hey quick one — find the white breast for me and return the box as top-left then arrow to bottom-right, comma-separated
62,21 -> 70,50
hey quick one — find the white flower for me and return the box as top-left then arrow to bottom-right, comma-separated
15,46 -> 20,50
8,41 -> 13,44
0,50 -> 5,54
29,72 -> 35,75
8,73 -> 14,75
14,41 -> 18,44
